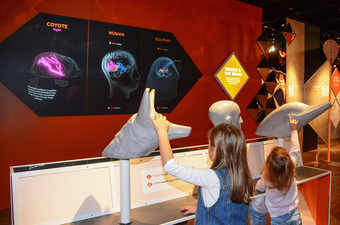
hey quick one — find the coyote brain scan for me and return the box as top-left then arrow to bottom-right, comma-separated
31,52 -> 81,78
101,50 -> 140,99
145,57 -> 181,101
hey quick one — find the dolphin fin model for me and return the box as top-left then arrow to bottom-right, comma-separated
255,102 -> 331,138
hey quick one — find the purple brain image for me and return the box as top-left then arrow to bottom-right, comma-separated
145,57 -> 181,101
101,50 -> 140,99
31,52 -> 81,78
105,61 -> 127,78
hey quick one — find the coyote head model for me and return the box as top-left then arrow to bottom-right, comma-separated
102,88 -> 192,159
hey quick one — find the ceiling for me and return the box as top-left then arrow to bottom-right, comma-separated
238,0 -> 340,42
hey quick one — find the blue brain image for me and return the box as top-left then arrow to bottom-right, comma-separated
145,57 -> 181,101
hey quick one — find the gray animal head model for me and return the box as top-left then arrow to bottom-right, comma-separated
255,102 -> 331,138
208,100 -> 243,129
102,88 -> 192,159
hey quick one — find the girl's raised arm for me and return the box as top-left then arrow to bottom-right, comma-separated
150,112 -> 174,166
289,116 -> 298,131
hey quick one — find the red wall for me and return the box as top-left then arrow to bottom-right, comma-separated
0,0 -> 262,210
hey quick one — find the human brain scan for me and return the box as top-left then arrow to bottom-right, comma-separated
31,52 -> 81,78
102,50 -> 134,79
106,61 -> 127,78
145,57 -> 181,101
101,50 -> 140,99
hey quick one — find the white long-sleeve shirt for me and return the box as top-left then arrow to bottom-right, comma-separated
164,158 -> 220,207
255,130 -> 300,218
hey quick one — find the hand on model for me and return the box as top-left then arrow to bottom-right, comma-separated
180,206 -> 197,215
150,112 -> 173,166
150,112 -> 170,134
289,116 -> 298,132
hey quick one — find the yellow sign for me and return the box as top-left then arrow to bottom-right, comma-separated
214,52 -> 249,100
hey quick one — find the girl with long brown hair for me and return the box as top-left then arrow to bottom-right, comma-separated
150,112 -> 254,224
249,117 -> 302,225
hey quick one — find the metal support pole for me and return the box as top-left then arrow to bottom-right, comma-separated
278,137 -> 285,147
328,61 -> 332,161
119,159 -> 132,224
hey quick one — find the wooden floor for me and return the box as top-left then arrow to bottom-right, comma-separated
1,138 -> 340,225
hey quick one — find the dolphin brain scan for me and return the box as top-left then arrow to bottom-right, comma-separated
31,52 -> 81,78
154,57 -> 178,78
157,67 -> 170,77
145,57 -> 181,101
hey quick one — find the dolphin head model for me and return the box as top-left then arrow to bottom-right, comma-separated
255,102 -> 331,138
102,88 -> 192,159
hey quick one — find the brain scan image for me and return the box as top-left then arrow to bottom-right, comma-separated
31,52 -> 81,78
101,50 -> 140,99
145,57 -> 181,101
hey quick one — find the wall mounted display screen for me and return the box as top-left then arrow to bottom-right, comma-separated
142,29 -> 202,114
0,13 -> 202,116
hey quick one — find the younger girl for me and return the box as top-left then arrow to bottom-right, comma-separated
150,112 -> 254,225
249,116 -> 302,225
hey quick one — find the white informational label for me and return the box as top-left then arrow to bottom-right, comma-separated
322,86 -> 329,97
141,167 -> 185,193
331,102 -> 340,129
289,85 -> 294,96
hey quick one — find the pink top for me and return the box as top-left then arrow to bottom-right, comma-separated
253,130 -> 300,218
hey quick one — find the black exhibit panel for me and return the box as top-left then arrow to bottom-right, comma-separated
0,13 -> 202,116
143,29 -> 202,113
0,13 -> 88,116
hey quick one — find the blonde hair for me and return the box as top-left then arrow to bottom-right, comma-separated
209,123 -> 254,203
262,147 -> 296,193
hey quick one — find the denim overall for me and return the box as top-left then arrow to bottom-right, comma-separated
194,169 -> 249,225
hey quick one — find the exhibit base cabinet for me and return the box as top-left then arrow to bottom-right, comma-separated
10,138 -> 331,225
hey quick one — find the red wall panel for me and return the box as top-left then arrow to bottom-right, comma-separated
0,0 -> 262,210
